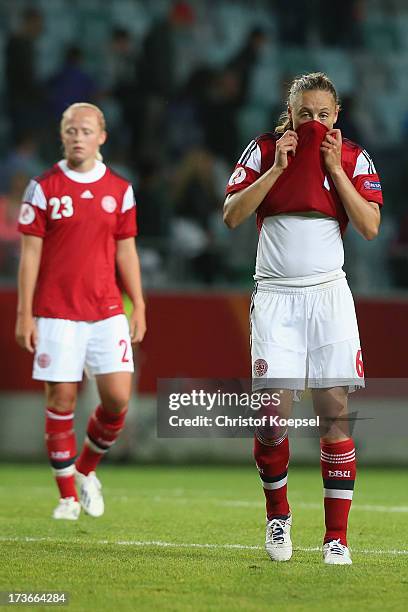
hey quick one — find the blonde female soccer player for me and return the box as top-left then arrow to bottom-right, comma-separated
223,73 -> 383,564
16,103 -> 146,520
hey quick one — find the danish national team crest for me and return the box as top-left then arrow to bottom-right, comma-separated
37,353 -> 51,368
228,167 -> 246,186
101,195 -> 117,213
18,203 -> 35,225
254,358 -> 268,377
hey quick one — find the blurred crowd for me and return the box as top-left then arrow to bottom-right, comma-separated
1,0 -> 408,291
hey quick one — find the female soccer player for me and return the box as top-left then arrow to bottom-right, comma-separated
223,73 -> 383,564
16,103 -> 146,520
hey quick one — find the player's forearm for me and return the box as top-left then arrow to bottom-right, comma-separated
116,242 -> 145,308
223,165 -> 284,229
17,260 -> 38,316
329,168 -> 380,240
17,238 -> 43,316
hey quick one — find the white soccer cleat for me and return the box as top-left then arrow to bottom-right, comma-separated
52,497 -> 81,521
323,539 -> 352,565
265,515 -> 292,561
75,470 -> 104,517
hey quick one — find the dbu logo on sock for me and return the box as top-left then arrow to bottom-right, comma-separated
51,451 -> 70,460
328,470 -> 351,478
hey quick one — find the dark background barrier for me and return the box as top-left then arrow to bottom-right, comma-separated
1,289 -> 407,393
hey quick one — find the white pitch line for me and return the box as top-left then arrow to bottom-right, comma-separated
349,504 -> 408,513
0,536 -> 407,556
151,496 -> 408,513
1,488 -> 406,514
221,501 -> 408,513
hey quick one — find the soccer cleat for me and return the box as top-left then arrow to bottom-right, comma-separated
265,515 -> 292,561
52,497 -> 81,520
75,469 -> 104,517
323,539 -> 352,565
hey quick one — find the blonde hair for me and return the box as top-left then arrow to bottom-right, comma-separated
275,72 -> 340,134
60,102 -> 106,161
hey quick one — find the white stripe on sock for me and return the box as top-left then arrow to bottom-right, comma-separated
46,410 -> 74,421
85,436 -> 108,454
324,488 -> 354,500
262,475 -> 288,490
321,457 -> 355,464
52,464 -> 75,477
321,450 -> 355,459
256,431 -> 288,447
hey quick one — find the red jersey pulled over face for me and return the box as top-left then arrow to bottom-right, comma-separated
226,121 -> 383,284
226,120 -> 383,235
18,160 -> 137,321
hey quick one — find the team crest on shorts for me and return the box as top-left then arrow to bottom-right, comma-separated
37,353 -> 51,368
101,195 -> 117,213
254,358 -> 268,377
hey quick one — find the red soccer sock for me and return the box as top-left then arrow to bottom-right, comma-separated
320,438 -> 356,546
254,432 -> 290,520
76,405 -> 127,476
45,407 -> 78,500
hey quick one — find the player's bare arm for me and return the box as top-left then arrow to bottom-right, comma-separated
115,237 -> 146,343
321,129 -> 380,240
223,131 -> 298,229
15,234 -> 43,353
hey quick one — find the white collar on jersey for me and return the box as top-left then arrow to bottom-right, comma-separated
58,159 -> 107,183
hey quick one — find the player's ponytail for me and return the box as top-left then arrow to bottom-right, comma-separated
61,102 -> 106,160
275,72 -> 340,134
275,110 -> 293,134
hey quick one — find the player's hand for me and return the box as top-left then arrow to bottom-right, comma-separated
129,303 -> 146,344
321,129 -> 343,173
273,130 -> 298,170
15,313 -> 38,353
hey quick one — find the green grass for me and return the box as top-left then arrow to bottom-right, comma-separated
0,465 -> 407,611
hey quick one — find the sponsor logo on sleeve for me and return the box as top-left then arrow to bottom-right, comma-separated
363,180 -> 381,190
228,167 -> 247,186
101,195 -> 117,213
18,203 -> 36,225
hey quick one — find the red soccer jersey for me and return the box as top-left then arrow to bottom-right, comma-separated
18,160 -> 137,321
226,120 -> 383,235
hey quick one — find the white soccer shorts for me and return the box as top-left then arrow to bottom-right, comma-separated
33,314 -> 134,382
250,278 -> 364,393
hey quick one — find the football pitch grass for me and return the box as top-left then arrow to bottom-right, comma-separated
0,464 -> 407,611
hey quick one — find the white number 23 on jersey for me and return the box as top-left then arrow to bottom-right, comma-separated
49,196 -> 74,219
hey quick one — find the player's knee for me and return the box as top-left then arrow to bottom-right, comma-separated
48,392 -> 77,413
254,428 -> 288,461
100,393 -> 129,414
320,434 -> 352,444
